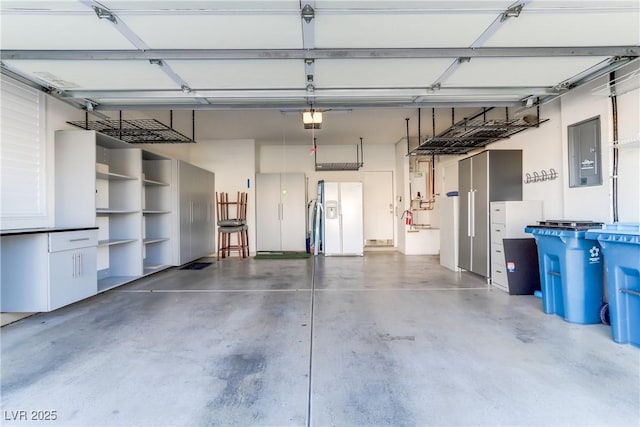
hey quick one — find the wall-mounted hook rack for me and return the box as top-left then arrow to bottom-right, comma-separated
524,168 -> 558,184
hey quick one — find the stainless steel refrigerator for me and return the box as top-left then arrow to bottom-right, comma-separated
458,150 -> 522,277
323,181 -> 364,256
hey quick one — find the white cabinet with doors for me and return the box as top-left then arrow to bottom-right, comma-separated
256,173 -> 306,252
1,228 -> 98,312
174,160 -> 215,265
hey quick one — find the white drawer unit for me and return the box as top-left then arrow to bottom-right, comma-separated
49,229 -> 98,252
490,201 -> 542,293
1,229 -> 98,312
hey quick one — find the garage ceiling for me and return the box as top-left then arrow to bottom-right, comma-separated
1,1 -> 639,146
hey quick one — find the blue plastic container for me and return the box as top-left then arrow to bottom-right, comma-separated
525,225 -> 603,324
586,223 -> 640,347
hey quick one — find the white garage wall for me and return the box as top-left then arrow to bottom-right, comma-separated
560,60 -> 640,223
189,139 -> 256,254
258,142 -> 396,200
138,142 -> 192,162
395,140 -> 407,252
258,142 -> 398,246
435,99 -> 565,221
613,84 -> 640,222
490,99 -> 565,220
560,78 -> 613,222
434,60 -> 640,226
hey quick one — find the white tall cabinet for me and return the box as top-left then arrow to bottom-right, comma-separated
256,173 -> 306,252
174,160 -> 215,265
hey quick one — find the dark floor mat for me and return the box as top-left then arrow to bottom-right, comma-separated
179,262 -> 213,270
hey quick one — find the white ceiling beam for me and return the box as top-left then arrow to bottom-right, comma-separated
3,5 -> 636,16
60,87 -> 560,99
3,47 -> 637,61
94,101 -> 521,111
301,1 -> 316,105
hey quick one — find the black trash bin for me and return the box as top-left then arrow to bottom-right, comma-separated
502,238 -> 541,295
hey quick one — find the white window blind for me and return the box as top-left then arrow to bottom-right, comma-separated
0,76 -> 46,228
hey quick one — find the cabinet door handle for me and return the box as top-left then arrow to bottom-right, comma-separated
79,252 -> 82,276
467,192 -> 472,237
69,238 -> 90,242
72,253 -> 77,278
470,190 -> 476,237
496,270 -> 503,274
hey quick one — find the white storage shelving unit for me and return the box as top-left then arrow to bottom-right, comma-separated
56,130 -> 216,293
94,137 -> 143,291
55,130 -> 150,292
142,152 -> 174,275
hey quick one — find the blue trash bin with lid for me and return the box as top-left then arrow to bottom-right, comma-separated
586,223 -> 640,346
525,220 -> 603,324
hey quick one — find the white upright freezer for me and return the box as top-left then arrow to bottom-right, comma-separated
323,182 -> 364,256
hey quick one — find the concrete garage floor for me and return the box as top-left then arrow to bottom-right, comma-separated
1,252 -> 638,426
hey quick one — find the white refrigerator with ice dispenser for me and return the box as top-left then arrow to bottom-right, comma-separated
323,182 -> 364,256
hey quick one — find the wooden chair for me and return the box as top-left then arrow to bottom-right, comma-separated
216,192 -> 249,259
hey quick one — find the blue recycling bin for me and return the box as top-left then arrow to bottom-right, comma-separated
525,221 -> 603,324
586,223 -> 640,347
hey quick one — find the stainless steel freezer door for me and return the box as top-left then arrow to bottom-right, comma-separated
340,182 -> 364,255
471,151 -> 489,278
458,157 -> 472,271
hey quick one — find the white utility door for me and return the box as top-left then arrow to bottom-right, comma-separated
363,171 -> 394,246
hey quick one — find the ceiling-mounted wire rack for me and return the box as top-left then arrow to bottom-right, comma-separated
67,111 -> 196,143
314,137 -> 364,171
410,107 -> 549,156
